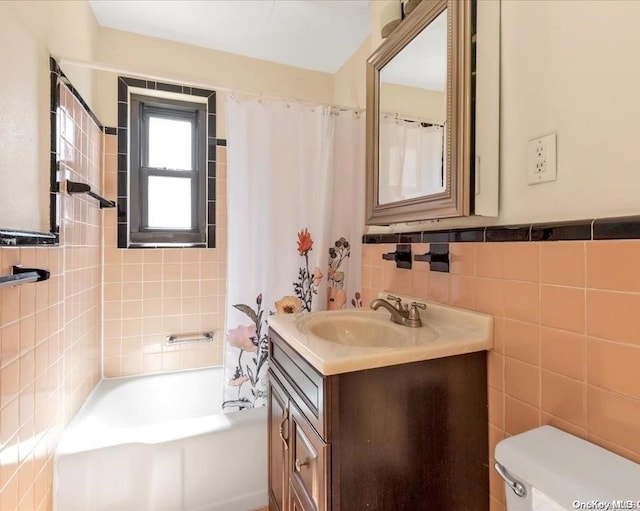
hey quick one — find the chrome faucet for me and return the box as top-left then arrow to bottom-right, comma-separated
370,295 -> 426,328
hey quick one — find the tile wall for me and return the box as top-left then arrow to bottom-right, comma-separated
101,137 -> 226,377
0,84 -> 102,510
362,241 -> 640,511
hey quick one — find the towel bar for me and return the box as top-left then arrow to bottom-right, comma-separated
166,332 -> 214,345
0,265 -> 50,289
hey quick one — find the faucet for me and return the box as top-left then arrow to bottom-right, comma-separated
370,295 -> 426,328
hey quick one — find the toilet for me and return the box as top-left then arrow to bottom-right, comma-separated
495,426 -> 640,510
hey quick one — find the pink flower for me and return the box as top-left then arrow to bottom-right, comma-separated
312,267 -> 323,287
227,324 -> 257,352
327,287 -> 347,310
229,375 -> 249,387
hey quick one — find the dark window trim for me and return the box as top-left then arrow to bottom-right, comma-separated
129,94 -> 207,246
116,76 -> 217,249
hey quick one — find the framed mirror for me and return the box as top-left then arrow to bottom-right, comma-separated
366,0 -> 473,225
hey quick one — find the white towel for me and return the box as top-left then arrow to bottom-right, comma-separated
532,488 -> 570,511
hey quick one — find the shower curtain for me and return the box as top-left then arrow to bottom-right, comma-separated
379,114 -> 445,204
223,96 -> 365,410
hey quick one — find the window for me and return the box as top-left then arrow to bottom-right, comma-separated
129,94 -> 207,246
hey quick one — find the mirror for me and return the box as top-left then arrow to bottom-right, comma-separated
366,0 -> 472,225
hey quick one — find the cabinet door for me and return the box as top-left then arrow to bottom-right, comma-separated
289,403 -> 329,511
289,481 -> 311,511
269,375 -> 290,511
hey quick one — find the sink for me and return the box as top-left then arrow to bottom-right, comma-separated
268,292 -> 494,375
305,311 -> 436,347
308,313 -> 407,347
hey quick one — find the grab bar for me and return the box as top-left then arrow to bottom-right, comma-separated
166,332 -> 214,345
0,265 -> 50,289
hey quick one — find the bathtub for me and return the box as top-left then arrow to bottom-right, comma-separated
54,367 -> 267,511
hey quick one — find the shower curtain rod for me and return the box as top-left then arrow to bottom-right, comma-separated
382,112 -> 444,127
55,56 -> 363,113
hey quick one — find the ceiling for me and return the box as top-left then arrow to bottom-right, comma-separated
380,10 -> 447,91
89,0 -> 371,74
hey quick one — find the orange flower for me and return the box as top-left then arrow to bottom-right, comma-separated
297,228 -> 313,255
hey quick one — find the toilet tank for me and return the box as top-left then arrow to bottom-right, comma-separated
495,426 -> 640,510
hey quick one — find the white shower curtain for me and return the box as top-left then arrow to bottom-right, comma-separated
379,115 -> 445,204
223,96 -> 365,410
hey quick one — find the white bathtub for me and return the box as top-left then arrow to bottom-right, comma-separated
54,367 -> 267,511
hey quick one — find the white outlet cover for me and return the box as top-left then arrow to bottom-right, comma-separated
527,133 -> 557,185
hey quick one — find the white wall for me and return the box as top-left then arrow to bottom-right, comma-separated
499,0 -> 640,224
88,27 -> 335,137
334,37 -> 370,110
5,0 -> 640,232
0,0 -> 99,232
0,0 -> 337,233
379,82 -> 445,122
341,0 -> 640,232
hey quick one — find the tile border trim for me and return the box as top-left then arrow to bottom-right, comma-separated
363,216 -> 640,244
115,77 -> 220,249
50,57 -> 104,132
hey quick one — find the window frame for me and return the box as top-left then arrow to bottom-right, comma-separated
129,94 -> 207,246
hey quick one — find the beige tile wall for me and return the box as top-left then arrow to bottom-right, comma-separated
101,137 -> 226,377
362,240 -> 640,511
0,84 -> 102,510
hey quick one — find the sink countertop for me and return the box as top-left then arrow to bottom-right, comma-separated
268,294 -> 494,376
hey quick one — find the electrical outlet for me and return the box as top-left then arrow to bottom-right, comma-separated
528,133 -> 557,185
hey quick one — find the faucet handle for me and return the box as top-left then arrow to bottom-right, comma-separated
387,295 -> 404,311
408,302 -> 427,320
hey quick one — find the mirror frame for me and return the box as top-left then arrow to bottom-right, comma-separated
366,0 -> 473,225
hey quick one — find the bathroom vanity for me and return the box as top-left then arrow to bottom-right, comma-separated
267,300 -> 493,511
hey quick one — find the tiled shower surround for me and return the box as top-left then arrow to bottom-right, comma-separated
0,84 -> 102,510
362,241 -> 640,511
101,135 -> 226,377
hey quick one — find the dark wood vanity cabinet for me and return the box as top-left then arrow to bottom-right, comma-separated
267,327 -> 489,511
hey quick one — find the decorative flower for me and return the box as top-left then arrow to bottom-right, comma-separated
312,267 -> 323,287
327,287 -> 347,310
229,375 -> 249,387
275,295 -> 302,314
297,228 -> 313,255
331,271 -> 344,285
256,293 -> 263,305
227,324 -> 257,352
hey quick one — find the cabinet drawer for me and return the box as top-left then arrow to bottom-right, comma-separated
289,402 -> 329,511
269,328 -> 328,437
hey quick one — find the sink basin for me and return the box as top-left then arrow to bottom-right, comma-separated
268,293 -> 494,375
303,310 -> 437,347
308,314 -> 409,347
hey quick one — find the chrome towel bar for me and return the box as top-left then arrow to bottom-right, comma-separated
166,332 -> 214,345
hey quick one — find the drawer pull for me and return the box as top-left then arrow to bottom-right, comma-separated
279,410 -> 289,451
295,457 -> 309,472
